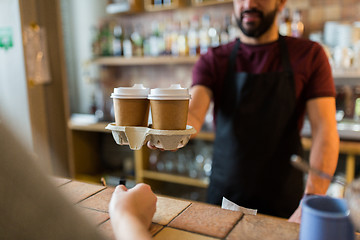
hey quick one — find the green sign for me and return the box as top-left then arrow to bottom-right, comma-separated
0,27 -> 13,50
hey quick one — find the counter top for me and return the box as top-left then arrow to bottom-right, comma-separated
302,119 -> 360,141
52,177 -> 302,239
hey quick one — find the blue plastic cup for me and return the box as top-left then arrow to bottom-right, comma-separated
300,195 -> 355,240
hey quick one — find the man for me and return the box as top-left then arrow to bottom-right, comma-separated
187,0 -> 339,222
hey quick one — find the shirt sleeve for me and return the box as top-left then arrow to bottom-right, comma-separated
303,43 -> 336,100
192,50 -> 216,91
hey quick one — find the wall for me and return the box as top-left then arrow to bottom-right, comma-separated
61,0 -> 107,114
0,0 -> 33,153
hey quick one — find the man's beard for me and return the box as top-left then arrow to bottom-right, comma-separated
236,8 -> 278,38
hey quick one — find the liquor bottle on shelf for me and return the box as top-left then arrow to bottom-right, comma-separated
91,25 -> 101,57
149,21 -> 162,56
170,21 -> 180,56
100,22 -> 113,56
112,24 -> 123,56
199,14 -> 211,54
220,15 -> 230,45
131,24 -> 144,57
153,0 -> 162,6
163,20 -> 173,55
122,28 -> 133,57
188,16 -> 199,56
291,9 -> 304,38
178,20 -> 189,56
209,21 -> 220,48
163,0 -> 172,6
279,8 -> 291,36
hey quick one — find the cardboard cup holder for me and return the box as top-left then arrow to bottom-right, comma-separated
105,123 -> 196,150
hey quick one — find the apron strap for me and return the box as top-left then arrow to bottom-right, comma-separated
227,38 -> 241,78
278,35 -> 293,73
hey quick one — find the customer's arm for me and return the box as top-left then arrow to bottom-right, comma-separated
109,184 -> 157,240
289,97 -> 339,223
0,124 -> 105,240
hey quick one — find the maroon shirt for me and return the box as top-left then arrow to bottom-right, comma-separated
192,36 -> 336,131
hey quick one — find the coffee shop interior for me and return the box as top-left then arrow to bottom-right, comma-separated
2,0 -> 360,203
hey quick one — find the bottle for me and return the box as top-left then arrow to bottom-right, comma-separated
177,20 -> 189,56
188,16 -> 199,56
220,16 -> 230,45
199,14 -> 211,54
112,24 -> 122,56
149,21 -> 161,56
171,21 -> 180,56
163,20 -> 173,55
153,0 -> 162,6
100,22 -> 112,56
291,9 -> 304,38
279,8 -> 291,36
209,22 -> 220,48
131,24 -> 143,57
163,0 -> 171,6
91,26 -> 101,57
122,28 -> 133,57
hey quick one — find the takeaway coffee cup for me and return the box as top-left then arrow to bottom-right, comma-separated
148,84 -> 191,130
111,84 -> 150,126
300,195 -> 354,240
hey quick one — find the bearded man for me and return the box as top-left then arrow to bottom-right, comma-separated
187,0 -> 339,222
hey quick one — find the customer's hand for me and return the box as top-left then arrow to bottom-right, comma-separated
109,183 -> 157,240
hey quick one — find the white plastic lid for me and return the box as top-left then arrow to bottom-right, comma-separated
111,84 -> 149,99
148,84 -> 191,100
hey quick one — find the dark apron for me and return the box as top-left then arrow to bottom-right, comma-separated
208,36 -> 304,218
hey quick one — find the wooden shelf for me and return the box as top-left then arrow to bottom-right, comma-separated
143,170 -> 209,188
195,131 -> 215,141
106,0 -> 143,14
144,0 -> 187,12
333,72 -> 360,86
68,120 -> 109,133
92,56 -> 199,66
191,0 -> 233,7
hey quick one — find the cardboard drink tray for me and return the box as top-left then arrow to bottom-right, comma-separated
105,123 -> 196,150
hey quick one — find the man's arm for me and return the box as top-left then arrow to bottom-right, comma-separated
187,85 -> 213,137
289,97 -> 339,223
305,97 -> 339,194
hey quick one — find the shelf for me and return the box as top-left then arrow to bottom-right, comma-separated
333,71 -> 360,86
92,56 -> 199,66
143,170 -> 209,188
106,0 -> 143,14
195,131 -> 215,141
144,0 -> 187,12
68,120 -> 109,133
191,0 -> 233,7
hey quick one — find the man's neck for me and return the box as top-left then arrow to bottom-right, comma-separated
239,24 -> 280,45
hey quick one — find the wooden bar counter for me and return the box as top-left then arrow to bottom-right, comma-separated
53,177 -> 304,240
